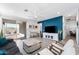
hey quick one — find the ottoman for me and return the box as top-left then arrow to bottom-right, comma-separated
23,39 -> 42,54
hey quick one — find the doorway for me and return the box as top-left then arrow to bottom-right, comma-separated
65,16 -> 76,39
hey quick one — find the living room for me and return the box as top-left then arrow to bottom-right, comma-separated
0,3 -> 79,55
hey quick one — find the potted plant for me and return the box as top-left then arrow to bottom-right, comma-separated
58,30 -> 63,41
0,29 -> 3,38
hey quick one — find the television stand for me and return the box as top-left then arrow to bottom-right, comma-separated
43,32 -> 58,41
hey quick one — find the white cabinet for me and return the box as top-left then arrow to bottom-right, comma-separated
43,32 -> 58,41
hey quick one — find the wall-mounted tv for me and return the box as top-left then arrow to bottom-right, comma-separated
45,26 -> 57,33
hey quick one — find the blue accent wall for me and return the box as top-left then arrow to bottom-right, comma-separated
38,16 -> 63,40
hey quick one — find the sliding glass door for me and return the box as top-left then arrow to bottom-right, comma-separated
2,19 -> 20,39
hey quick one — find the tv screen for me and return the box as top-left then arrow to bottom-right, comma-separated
45,26 -> 57,33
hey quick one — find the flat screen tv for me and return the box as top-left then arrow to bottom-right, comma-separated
45,26 -> 57,33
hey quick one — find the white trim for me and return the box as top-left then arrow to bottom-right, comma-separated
63,16 -> 66,40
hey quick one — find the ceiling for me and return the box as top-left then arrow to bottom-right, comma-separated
0,3 -> 79,21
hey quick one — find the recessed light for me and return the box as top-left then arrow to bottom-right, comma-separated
57,12 -> 60,14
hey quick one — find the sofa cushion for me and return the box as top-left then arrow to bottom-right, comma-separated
0,39 -> 22,55
0,50 -> 8,55
0,41 -> 16,50
7,47 -> 20,55
0,38 -> 9,47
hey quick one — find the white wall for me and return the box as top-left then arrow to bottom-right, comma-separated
0,17 -> 3,34
39,23 -> 42,32
19,22 -> 26,38
0,17 -> 2,30
26,21 -> 31,38
63,16 -> 66,39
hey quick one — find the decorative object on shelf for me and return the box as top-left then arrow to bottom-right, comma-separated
29,25 -> 32,28
35,25 -> 38,28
